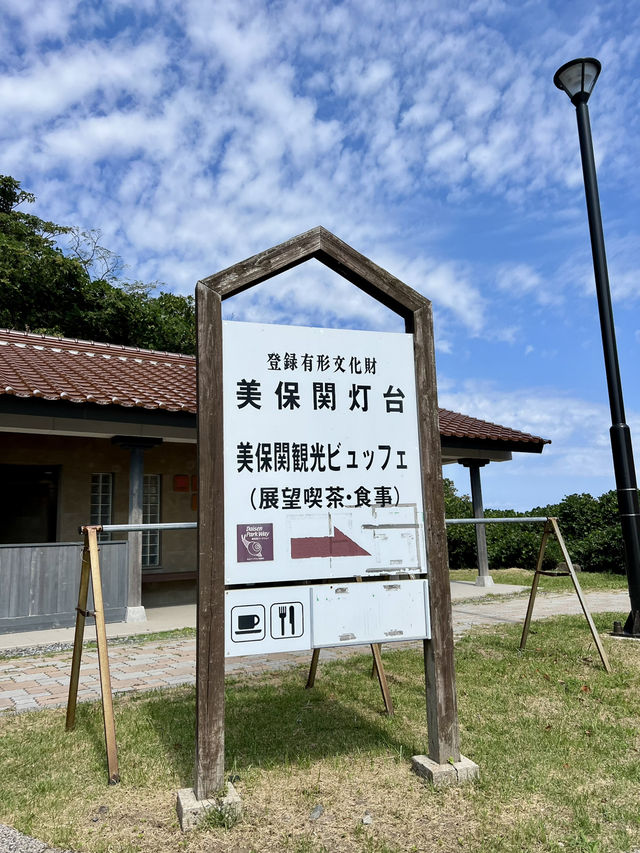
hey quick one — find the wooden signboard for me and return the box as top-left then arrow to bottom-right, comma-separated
195,226 -> 463,800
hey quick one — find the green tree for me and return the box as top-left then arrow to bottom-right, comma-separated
443,478 -> 476,569
0,175 -> 89,336
0,176 -> 196,354
557,491 -> 624,573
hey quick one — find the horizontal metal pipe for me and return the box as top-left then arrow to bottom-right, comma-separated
445,517 -> 547,525
95,519 -> 548,532
100,522 -> 198,532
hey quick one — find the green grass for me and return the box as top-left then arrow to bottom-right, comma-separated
0,614 -> 638,852
451,567 -> 628,593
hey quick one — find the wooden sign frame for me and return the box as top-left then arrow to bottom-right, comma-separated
195,226 -> 462,799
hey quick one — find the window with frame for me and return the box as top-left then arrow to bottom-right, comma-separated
90,473 -> 113,541
142,474 -> 161,568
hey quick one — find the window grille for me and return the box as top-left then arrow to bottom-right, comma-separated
90,473 -> 113,541
142,474 -> 161,567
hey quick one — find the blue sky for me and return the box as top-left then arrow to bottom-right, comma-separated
1,0 -> 639,510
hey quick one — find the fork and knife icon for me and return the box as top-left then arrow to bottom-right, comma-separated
278,604 -> 295,636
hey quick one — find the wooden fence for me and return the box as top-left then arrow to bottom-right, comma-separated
0,540 -> 127,633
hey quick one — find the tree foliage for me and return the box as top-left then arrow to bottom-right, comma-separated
0,176 -> 195,354
444,477 -> 627,574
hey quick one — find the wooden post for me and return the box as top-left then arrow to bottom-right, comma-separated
549,517 -> 611,672
305,576 -> 395,716
520,518 -> 611,673
370,643 -> 394,715
305,648 -> 321,689
88,528 -> 121,783
195,281 -> 226,800
520,520 -> 551,651
357,575 -> 393,714
412,302 -> 461,765
66,530 -> 92,732
66,526 -> 120,784
305,645 -> 393,714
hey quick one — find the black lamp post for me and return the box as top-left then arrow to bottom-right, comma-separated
554,57 -> 640,636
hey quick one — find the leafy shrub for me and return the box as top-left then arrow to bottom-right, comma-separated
443,480 -> 629,575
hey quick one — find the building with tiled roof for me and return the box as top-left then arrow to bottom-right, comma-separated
0,327 -> 549,632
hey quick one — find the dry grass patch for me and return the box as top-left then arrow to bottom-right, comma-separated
198,757 -> 480,853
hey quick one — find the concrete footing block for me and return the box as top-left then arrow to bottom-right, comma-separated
176,783 -> 242,832
474,575 -> 495,587
125,606 -> 147,623
411,754 -> 479,788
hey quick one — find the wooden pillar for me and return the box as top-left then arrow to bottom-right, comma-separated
412,303 -> 461,766
195,282 -> 226,800
461,459 -> 493,587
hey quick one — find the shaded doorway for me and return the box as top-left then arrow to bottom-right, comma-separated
0,464 -> 60,544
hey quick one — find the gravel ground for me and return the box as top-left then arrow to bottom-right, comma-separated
0,824 -> 73,853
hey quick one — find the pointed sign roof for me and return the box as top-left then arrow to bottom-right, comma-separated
199,226 -> 428,323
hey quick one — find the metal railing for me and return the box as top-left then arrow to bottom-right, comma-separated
445,517 -> 547,525
96,522 -> 197,532
94,518 -> 549,532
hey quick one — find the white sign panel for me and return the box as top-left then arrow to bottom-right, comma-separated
224,580 -> 430,657
223,321 -> 428,586
310,580 -> 431,648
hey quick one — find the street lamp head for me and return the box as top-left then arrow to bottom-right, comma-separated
554,57 -> 601,105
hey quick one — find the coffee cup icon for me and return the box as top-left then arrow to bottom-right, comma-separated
237,613 -> 260,632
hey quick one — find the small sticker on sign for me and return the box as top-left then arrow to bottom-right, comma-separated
237,523 -> 274,562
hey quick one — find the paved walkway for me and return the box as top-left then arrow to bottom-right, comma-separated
0,584 -> 630,715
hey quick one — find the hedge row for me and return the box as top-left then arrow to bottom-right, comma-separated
443,479 -> 626,574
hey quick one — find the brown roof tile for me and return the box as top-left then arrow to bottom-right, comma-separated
437,408 -> 549,447
0,329 -> 196,413
0,328 -> 549,448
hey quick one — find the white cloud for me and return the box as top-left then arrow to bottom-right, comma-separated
440,381 -> 640,508
0,39 -> 167,122
440,380 -> 640,472
496,263 -> 562,306
2,0 -> 79,45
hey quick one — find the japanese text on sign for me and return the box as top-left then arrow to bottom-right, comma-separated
222,321 -> 428,585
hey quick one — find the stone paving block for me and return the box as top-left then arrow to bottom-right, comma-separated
117,669 -> 158,679
164,675 -> 195,685
12,679 -> 41,688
